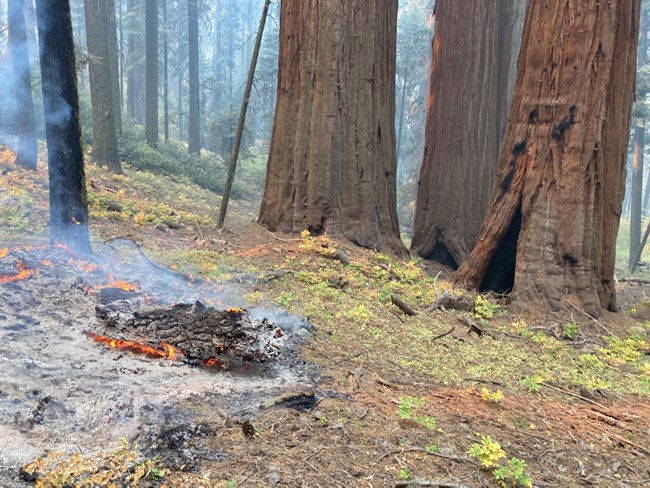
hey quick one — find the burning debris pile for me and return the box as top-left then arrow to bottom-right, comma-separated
0,240 -> 315,482
93,302 -> 284,367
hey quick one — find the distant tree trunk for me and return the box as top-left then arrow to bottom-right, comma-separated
258,0 -> 406,255
84,0 -> 122,173
177,73 -> 183,140
126,0 -> 136,119
217,0 -> 270,229
187,0 -> 200,154
144,0 -> 158,148
411,1 -> 521,267
8,0 -> 37,171
126,0 -> 145,124
35,0 -> 91,254
162,0 -> 168,141
395,67 -> 408,163
452,0 -> 640,317
629,118 -> 645,270
106,0 -> 121,135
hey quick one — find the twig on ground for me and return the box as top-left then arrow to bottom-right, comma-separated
254,222 -> 302,242
611,434 -> 650,455
394,479 -> 468,487
431,326 -> 455,342
561,297 -> 613,336
463,377 -> 503,386
539,382 -> 608,410
374,447 -> 478,467
390,310 -> 406,323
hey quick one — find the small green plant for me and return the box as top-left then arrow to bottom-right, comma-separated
425,444 -> 438,453
520,375 -> 543,393
398,468 -> 412,480
397,396 -> 436,430
492,457 -> 533,487
275,291 -> 295,307
481,387 -> 504,405
562,321 -> 580,340
468,435 -> 506,468
474,295 -> 499,319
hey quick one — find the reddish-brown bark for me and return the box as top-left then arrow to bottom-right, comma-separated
411,1 -> 525,267
258,0 -> 405,255
452,0 -> 640,316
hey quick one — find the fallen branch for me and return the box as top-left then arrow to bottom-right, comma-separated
618,277 -> 650,285
394,480 -> 468,488
254,222 -> 303,242
612,434 -> 650,455
539,382 -> 608,410
464,377 -> 503,386
375,447 -> 478,467
561,297 -> 613,336
391,294 -> 417,316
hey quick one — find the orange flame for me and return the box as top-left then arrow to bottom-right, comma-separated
106,276 -> 138,292
0,248 -> 8,259
227,307 -> 243,315
86,332 -> 183,360
0,260 -> 34,284
203,357 -> 226,368
68,258 -> 100,273
39,259 -> 55,267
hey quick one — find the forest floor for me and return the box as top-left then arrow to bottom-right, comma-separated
0,146 -> 649,488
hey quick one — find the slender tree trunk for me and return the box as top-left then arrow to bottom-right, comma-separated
84,0 -> 122,173
630,219 -> 650,273
119,0 -> 124,116
106,0 -> 121,136
258,0 -> 406,255
452,0 -> 640,317
126,0 -> 135,119
187,0 -> 200,153
145,0 -> 158,148
217,0 -> 270,229
35,0 -> 91,254
8,0 -> 37,171
163,0 -> 168,141
177,73 -> 183,141
396,67 -> 408,164
629,118 -> 645,270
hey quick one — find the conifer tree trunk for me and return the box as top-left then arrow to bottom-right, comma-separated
452,0 -> 640,316
411,1 -> 524,267
630,119 -> 645,270
187,0 -> 200,154
163,0 -> 169,141
106,0 -> 121,135
8,0 -> 37,171
144,0 -> 158,148
84,0 -> 122,173
35,0 -> 91,254
258,0 -> 406,255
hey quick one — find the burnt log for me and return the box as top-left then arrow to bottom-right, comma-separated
95,302 -> 284,365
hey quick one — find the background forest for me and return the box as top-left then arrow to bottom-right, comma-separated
0,0 -> 433,233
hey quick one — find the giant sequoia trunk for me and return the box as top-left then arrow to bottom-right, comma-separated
410,1 -> 526,267
452,0 -> 640,317
35,0 -> 91,254
84,0 -> 122,173
258,0 -> 406,255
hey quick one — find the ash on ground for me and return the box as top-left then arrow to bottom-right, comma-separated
0,243 -> 317,484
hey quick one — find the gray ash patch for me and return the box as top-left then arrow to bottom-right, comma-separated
0,243 -> 318,481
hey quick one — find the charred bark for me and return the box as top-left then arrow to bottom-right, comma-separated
411,1 -> 523,267
35,0 -> 91,254
8,0 -> 37,171
452,0 -> 640,317
258,0 -> 406,255
95,303 -> 283,365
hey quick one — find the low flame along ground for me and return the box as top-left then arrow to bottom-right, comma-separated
85,332 -> 182,360
1,245 -> 237,367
